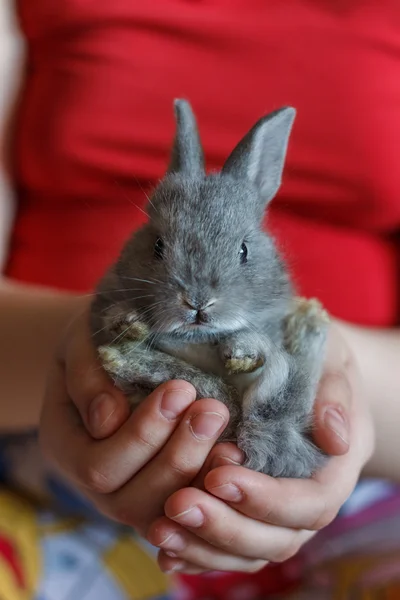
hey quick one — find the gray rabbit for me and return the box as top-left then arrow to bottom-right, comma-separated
90,100 -> 330,478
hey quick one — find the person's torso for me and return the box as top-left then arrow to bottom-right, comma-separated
7,0 -> 400,324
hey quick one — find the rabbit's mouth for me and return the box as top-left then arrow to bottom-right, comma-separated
187,321 -> 210,331
166,320 -> 220,339
182,320 -> 214,332
149,303 -> 247,339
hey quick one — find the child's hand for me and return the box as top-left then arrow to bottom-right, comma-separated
39,306 -> 230,536
147,323 -> 375,574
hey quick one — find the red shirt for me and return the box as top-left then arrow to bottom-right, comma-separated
7,0 -> 400,326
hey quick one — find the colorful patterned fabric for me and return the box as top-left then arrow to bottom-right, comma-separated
0,433 -> 172,600
0,490 -> 172,600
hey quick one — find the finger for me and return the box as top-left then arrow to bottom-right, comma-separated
41,365 -> 196,493
204,446 -> 362,531
105,399 -> 229,531
149,517 -> 268,573
313,371 -> 352,455
157,553 -> 206,575
164,488 -> 312,562
62,312 -> 129,439
191,442 -> 245,490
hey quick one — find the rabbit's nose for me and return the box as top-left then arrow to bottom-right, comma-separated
196,310 -> 210,324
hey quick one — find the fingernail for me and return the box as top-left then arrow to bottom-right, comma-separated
324,407 -> 349,446
171,506 -> 204,528
88,393 -> 116,433
190,412 -> 226,440
163,561 -> 186,573
211,455 -> 244,470
160,389 -> 194,420
159,532 -> 186,553
208,483 -> 243,502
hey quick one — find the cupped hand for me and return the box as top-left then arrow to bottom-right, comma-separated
147,322 -> 375,574
39,305 -> 230,536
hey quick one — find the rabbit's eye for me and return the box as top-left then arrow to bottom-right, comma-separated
239,242 -> 248,264
154,237 -> 164,259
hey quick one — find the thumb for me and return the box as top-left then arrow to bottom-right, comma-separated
313,371 -> 351,456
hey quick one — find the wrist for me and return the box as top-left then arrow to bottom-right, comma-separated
0,280 -> 90,431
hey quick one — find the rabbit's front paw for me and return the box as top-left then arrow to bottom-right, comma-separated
284,297 -> 330,355
111,313 -> 149,342
220,336 -> 265,375
98,345 -> 127,376
101,303 -> 149,344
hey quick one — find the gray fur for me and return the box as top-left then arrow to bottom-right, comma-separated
90,100 -> 330,478
168,100 -> 205,176
223,107 -> 296,207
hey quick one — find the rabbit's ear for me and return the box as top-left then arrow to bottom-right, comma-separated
222,107 -> 295,205
167,99 -> 205,176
